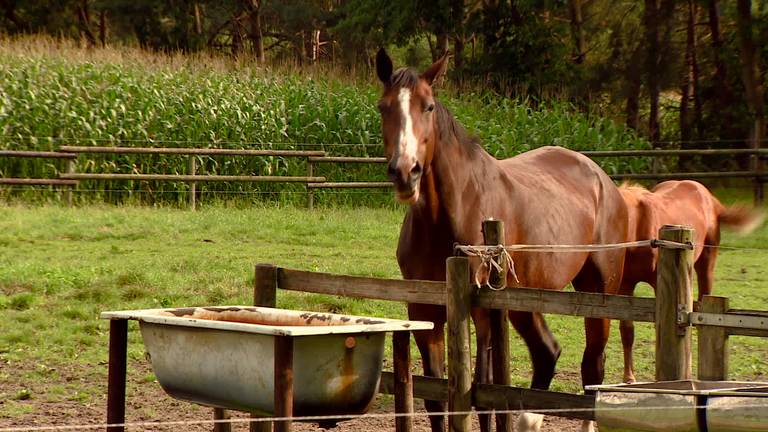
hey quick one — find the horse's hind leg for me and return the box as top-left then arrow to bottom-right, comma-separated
408,304 -> 447,432
695,236 -> 719,302
471,308 -> 492,432
509,310 -> 561,432
573,251 -> 623,432
618,280 -> 638,383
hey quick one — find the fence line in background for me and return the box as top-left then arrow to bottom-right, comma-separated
2,147 -> 766,208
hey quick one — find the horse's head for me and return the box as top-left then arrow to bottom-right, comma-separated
375,48 -> 448,204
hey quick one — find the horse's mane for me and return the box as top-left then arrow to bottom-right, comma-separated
389,68 -> 481,158
618,181 -> 651,207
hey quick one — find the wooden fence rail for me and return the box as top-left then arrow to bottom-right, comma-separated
2,147 -> 767,207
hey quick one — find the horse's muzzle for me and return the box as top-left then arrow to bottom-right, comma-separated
388,160 -> 422,203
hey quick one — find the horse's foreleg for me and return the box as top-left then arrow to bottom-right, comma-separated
471,308 -> 492,432
509,311 -> 561,432
582,317 -> 611,388
582,317 -> 611,432
409,304 -> 447,432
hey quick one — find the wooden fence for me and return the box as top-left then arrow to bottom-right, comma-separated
102,223 -> 768,432
2,147 -> 767,207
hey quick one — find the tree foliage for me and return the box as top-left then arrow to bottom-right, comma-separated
0,0 -> 766,154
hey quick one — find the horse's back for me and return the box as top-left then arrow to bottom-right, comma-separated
498,146 -> 628,290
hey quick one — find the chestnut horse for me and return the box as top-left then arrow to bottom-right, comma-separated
618,180 -> 763,383
375,49 -> 627,432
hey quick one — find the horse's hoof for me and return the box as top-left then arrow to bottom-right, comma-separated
581,420 -> 596,432
516,412 -> 544,432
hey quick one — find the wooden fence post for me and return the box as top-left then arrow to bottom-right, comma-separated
189,155 -> 197,210
66,157 -> 75,207
249,263 -> 279,432
446,256 -> 472,432
697,295 -> 730,381
306,158 -> 314,210
393,331 -> 414,432
482,219 -> 512,432
655,225 -> 694,381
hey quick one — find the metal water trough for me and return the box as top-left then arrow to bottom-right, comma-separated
588,380 -> 768,432
100,306 -> 433,417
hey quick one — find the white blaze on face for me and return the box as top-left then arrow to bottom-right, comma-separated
397,87 -> 419,163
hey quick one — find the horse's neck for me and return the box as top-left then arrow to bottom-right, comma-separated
426,133 -> 498,237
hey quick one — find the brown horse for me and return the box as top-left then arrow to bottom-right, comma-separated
618,180 -> 763,383
375,49 -> 628,432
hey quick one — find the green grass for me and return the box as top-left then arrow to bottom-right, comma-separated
0,35 -> 650,206
1,198 -> 767,420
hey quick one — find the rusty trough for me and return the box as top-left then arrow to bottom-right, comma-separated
101,305 -> 432,432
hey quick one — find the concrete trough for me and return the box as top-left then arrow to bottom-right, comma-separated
587,380 -> 768,432
100,306 -> 433,417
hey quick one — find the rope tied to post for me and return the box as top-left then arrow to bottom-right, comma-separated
459,244 -> 520,291
455,239 -> 694,291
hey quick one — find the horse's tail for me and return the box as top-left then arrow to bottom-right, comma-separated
718,204 -> 764,235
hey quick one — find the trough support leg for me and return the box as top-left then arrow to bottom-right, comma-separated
251,263 -> 279,432
213,408 -> 231,432
274,335 -> 294,432
655,225 -> 694,381
106,319 -> 128,432
393,331 -> 414,432
447,256 -> 472,432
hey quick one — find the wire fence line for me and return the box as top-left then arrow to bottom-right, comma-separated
5,403 -> 765,432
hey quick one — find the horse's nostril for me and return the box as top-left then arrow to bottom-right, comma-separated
387,162 -> 397,179
411,163 -> 422,176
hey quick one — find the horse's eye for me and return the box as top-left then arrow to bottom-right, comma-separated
425,103 -> 435,113
377,102 -> 388,113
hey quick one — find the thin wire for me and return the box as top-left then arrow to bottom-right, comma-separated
0,135 -> 381,147
4,403 -> 763,432
456,239 -> 693,254
0,188 -> 393,195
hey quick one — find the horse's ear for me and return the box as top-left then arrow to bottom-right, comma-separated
376,48 -> 393,84
421,51 -> 450,86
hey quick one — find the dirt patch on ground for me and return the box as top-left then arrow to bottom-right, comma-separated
1,358 -> 586,431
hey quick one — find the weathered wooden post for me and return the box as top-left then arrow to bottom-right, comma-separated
248,263 -> 279,432
655,225 -> 694,381
446,256 -> 472,432
306,158 -> 314,210
66,156 -> 76,207
482,219 -> 512,432
697,295 -> 730,381
393,331 -> 414,432
189,155 -> 197,211
273,335 -> 294,432
106,318 -> 128,432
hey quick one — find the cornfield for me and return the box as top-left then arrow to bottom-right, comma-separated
0,36 -> 650,206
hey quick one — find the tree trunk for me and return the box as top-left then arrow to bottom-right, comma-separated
77,0 -> 97,47
644,0 -> 661,144
679,0 -> 698,169
625,45 -> 643,131
99,9 -> 107,47
251,1 -> 264,61
193,2 -> 203,35
736,0 -> 766,203
435,32 -> 449,60
450,0 -> 465,71
680,0 -> 696,145
569,0 -> 586,64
